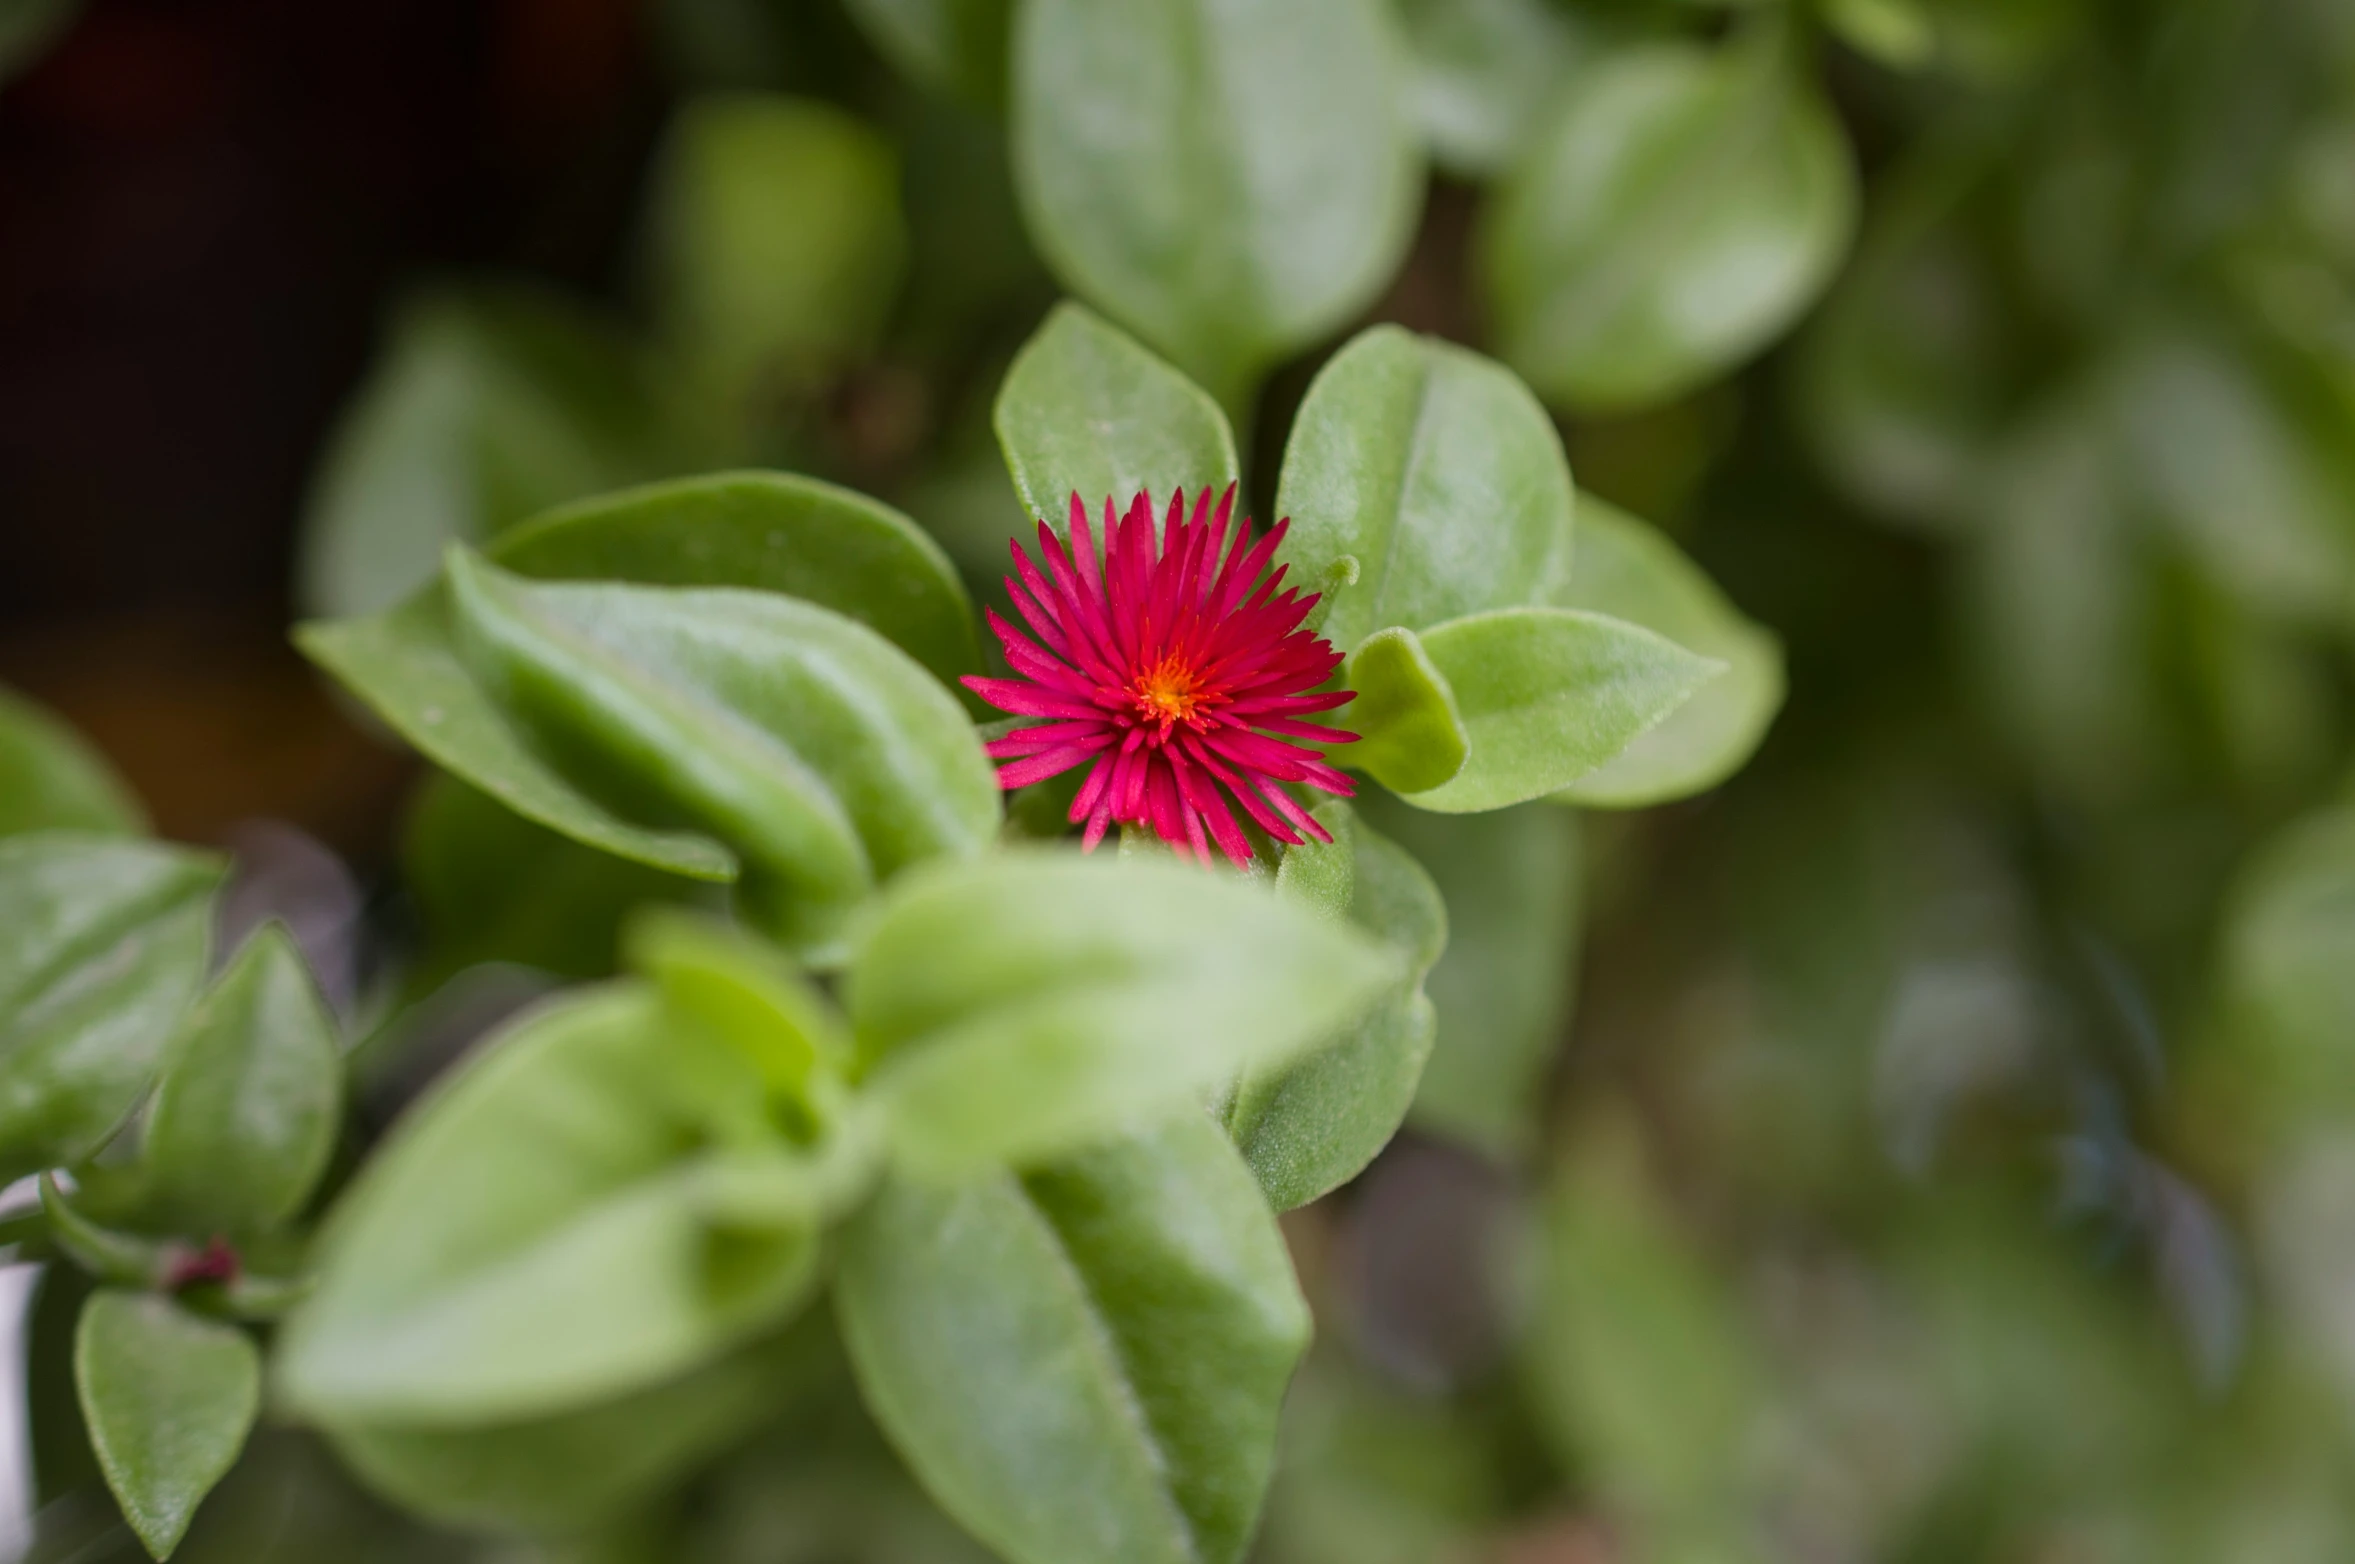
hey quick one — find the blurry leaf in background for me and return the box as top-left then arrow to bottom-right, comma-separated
1524,1123 -> 1763,1533
0,834 -> 221,1179
403,774 -> 716,994
139,924 -> 341,1239
1823,0 -> 2089,79
646,93 -> 908,423
298,287 -> 685,620
847,851 -> 1398,1178
0,684 -> 145,838
1229,800 -> 1447,1210
323,1319 -> 830,1535
76,1292 -> 259,1561
1398,608 -> 1723,813
0,0 -> 77,82
1365,797 -> 1579,1158
1550,496 -> 1784,807
2107,322 -> 2355,634
492,471 -> 982,689
440,552 -> 999,961
1389,0 -> 1585,177
1483,37 -> 1857,414
993,302 -> 1238,530
1274,326 -> 1576,655
1011,0 -> 1423,409
2218,804 -> 2355,1132
837,1111 -> 1308,1564
1794,165 -> 2027,533
277,988 -> 817,1427
843,0 -> 1012,106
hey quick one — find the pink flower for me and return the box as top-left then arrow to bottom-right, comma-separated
964,486 -> 1358,866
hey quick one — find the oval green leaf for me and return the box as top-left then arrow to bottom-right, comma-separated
994,303 -> 1239,529
140,924 -> 343,1238
1549,497 -> 1784,807
1011,0 -> 1423,406
443,551 -> 999,960
494,470 -> 981,688
76,1290 -> 259,1562
1227,801 -> 1448,1210
1274,326 -> 1577,652
1399,609 -> 1725,814
1481,39 -> 1858,413
837,1112 -> 1310,1564
1343,628 -> 1469,795
0,686 -> 143,838
0,834 -> 221,1178
847,850 -> 1400,1179
1394,0 -> 1587,176
276,987 -> 818,1426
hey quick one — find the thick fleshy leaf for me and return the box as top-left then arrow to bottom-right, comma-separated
645,93 -> 907,404
140,925 -> 342,1237
848,850 -> 1399,1178
1398,610 -> 1724,814
1275,327 -> 1576,653
297,287 -> 682,619
1365,796 -> 1581,1156
628,908 -> 851,1118
442,552 -> 999,959
1549,497 -> 1784,807
1343,628 -> 1469,795
0,834 -> 221,1177
838,1112 -> 1310,1564
1391,0 -> 1587,176
1227,802 -> 1448,1210
0,686 -> 143,838
319,1320 -> 830,1534
1481,39 -> 1858,413
993,303 -> 1239,528
843,0 -> 1012,105
297,593 -> 738,883
76,1291 -> 259,1561
1011,0 -> 1423,406
495,471 -> 981,687
276,988 -> 819,1426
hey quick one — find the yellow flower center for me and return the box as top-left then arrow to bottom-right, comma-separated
1132,655 -> 1206,729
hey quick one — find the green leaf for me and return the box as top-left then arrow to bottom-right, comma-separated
296,591 -> 740,884
1390,0 -> 1587,176
2220,806 -> 2355,1130
843,0 -> 1012,105
276,987 -> 819,1426
1481,39 -> 1857,413
1227,802 -> 1447,1210
75,1291 -> 259,1561
318,1318 -> 831,1534
646,93 -> 908,404
1364,796 -> 1580,1157
1524,1130 -> 1762,1522
494,470 -> 981,688
297,286 -> 683,619
1397,609 -> 1724,814
847,850 -> 1400,1178
0,686 -> 142,838
1549,497 -> 1784,807
0,834 -> 221,1177
442,550 -> 999,960
140,925 -> 342,1237
401,774 -> 714,990
837,1112 -> 1310,1564
1011,0 -> 1423,406
1274,326 -> 1576,653
1342,629 -> 1469,795
994,302 -> 1239,528
628,907 -> 851,1118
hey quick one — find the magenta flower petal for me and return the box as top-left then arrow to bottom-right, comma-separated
962,484 -> 1359,867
